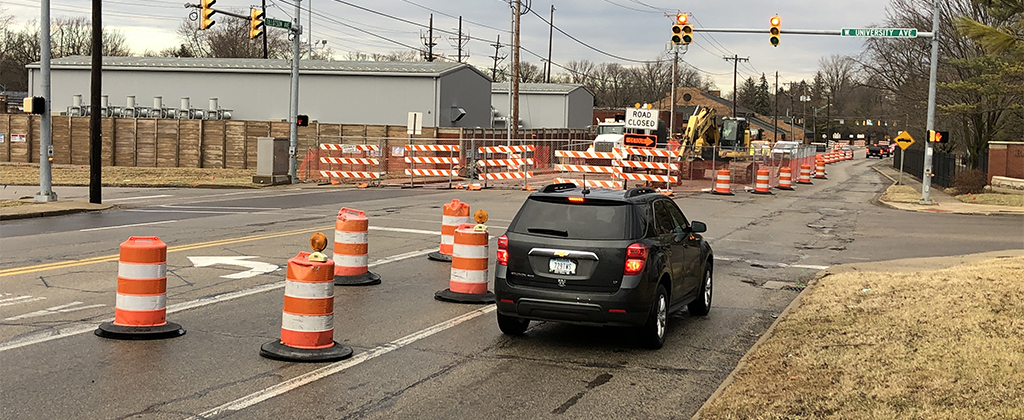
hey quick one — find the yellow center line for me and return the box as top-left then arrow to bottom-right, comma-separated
0,225 -> 333,277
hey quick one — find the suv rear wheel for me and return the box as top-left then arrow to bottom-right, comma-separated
641,285 -> 668,349
497,312 -> 530,335
688,265 -> 713,316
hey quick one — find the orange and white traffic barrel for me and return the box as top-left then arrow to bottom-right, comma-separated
95,236 -> 185,340
712,168 -> 733,195
427,199 -> 471,262
333,207 -> 381,286
797,164 -> 813,185
777,166 -> 795,190
435,223 -> 495,304
261,251 -> 353,362
752,168 -> 773,194
815,160 -> 828,179
846,150 -> 853,160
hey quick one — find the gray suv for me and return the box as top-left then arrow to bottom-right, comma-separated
494,184 -> 714,349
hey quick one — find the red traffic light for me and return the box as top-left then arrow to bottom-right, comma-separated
676,14 -> 688,25
770,16 -> 780,27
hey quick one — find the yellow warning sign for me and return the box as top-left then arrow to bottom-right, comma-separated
894,131 -> 915,150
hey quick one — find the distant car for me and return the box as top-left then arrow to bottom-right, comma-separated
867,144 -> 884,158
494,183 -> 715,349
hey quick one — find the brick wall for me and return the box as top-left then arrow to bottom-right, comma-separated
987,141 -> 1024,183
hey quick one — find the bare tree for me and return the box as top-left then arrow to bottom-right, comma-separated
517,61 -> 544,83
563,59 -> 595,84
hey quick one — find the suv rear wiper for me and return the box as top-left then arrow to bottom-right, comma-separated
527,228 -> 569,237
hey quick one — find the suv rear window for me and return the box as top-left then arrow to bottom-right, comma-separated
509,197 -> 635,240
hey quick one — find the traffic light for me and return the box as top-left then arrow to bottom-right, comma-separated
929,130 -> 949,144
296,114 -> 309,127
22,96 -> 45,114
249,7 -> 265,39
769,15 -> 781,47
200,0 -> 216,30
671,14 -> 685,45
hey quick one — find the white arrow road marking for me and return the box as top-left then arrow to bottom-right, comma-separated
0,296 -> 47,307
3,301 -> 106,321
188,256 -> 280,279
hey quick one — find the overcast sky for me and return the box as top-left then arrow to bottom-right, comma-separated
5,0 -> 901,96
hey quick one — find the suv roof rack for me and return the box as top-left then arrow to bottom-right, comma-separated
541,183 -> 578,193
624,186 -> 657,198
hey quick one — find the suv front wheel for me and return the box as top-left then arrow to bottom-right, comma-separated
640,285 -> 668,349
688,265 -> 713,316
497,312 -> 530,335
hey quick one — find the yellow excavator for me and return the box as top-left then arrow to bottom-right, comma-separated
677,106 -> 751,161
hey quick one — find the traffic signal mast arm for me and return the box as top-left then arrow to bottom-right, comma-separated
687,27 -> 935,38
187,3 -> 251,21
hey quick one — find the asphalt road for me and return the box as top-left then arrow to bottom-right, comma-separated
2,157 -> 1022,419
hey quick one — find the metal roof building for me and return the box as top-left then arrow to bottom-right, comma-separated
27,57 -> 493,127
491,83 -> 594,129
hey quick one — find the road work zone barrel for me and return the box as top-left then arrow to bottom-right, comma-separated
713,169 -> 733,195
428,199 -> 471,262
96,236 -> 185,340
261,252 -> 353,362
777,166 -> 795,190
797,164 -> 813,185
333,207 -> 381,286
435,224 -> 495,304
752,168 -> 773,194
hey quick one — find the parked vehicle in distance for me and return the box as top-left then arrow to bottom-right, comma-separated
770,141 -> 801,160
494,183 -> 715,349
867,143 -> 885,158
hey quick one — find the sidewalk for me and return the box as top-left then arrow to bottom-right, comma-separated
872,161 -> 1024,216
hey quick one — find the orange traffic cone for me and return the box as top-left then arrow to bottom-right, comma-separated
333,208 -> 381,286
96,236 -> 185,340
428,199 -> 471,262
435,224 -> 495,304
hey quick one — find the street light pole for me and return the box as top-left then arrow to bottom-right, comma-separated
920,1 -> 940,205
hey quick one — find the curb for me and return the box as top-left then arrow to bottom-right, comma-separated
689,269 -> 825,420
0,204 -> 116,220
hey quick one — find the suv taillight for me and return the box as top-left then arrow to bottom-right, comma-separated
624,243 -> 648,276
497,234 -> 508,266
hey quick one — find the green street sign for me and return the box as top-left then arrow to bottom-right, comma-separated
841,28 -> 918,37
265,18 -> 291,30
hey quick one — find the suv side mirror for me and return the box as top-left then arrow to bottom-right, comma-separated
689,221 -> 707,233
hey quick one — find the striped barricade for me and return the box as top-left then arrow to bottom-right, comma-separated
319,144 -> 382,185
618,147 -> 679,192
476,145 -> 535,189
405,144 -> 461,187
618,172 -> 678,184
554,149 -> 624,190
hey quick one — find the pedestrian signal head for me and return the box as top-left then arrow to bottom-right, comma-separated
296,114 -> 309,127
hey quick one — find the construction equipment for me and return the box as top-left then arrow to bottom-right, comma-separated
677,107 -> 752,161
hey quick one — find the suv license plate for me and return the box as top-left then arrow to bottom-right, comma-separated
549,258 -> 577,275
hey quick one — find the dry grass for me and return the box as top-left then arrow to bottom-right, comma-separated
1,163 -> 257,188
954,193 -> 1024,207
880,185 -> 921,203
699,256 -> 1024,420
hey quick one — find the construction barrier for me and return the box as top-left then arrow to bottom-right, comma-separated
777,166 -> 795,190
797,164 -> 813,184
96,236 -> 185,340
333,208 -> 381,286
405,144 -> 460,187
618,147 -> 679,194
752,168 -> 773,194
319,144 -> 384,183
260,252 -> 353,362
428,199 -> 471,262
477,145 -> 535,189
845,150 -> 853,160
554,149 -> 624,189
713,169 -> 734,195
435,223 -> 495,304
815,160 -> 828,179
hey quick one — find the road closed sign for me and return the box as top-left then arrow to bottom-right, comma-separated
624,108 -> 659,130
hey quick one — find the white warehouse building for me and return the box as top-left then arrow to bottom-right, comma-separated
27,57 -> 493,128
491,83 -> 594,129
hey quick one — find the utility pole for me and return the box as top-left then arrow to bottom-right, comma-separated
262,0 -> 268,58
826,93 -> 831,146
546,4 -> 555,83
773,71 -> 779,140
457,16 -> 463,62
307,0 -> 312,58
423,14 -> 436,62
37,0 -> 56,202
670,46 -> 677,140
89,0 -> 102,203
722,54 -> 748,118
489,35 -> 505,81
511,0 -> 522,143
288,0 -> 301,182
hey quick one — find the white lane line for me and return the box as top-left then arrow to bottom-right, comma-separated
159,205 -> 282,210
104,195 -> 174,202
124,209 -> 259,214
80,220 -> 181,232
0,248 -> 437,353
4,302 -> 107,321
190,305 -> 496,419
0,296 -> 46,307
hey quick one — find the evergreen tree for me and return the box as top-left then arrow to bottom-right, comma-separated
753,73 -> 772,116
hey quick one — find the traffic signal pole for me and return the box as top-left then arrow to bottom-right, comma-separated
289,0 -> 301,183
920,1 -> 940,205
37,0 -> 56,203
